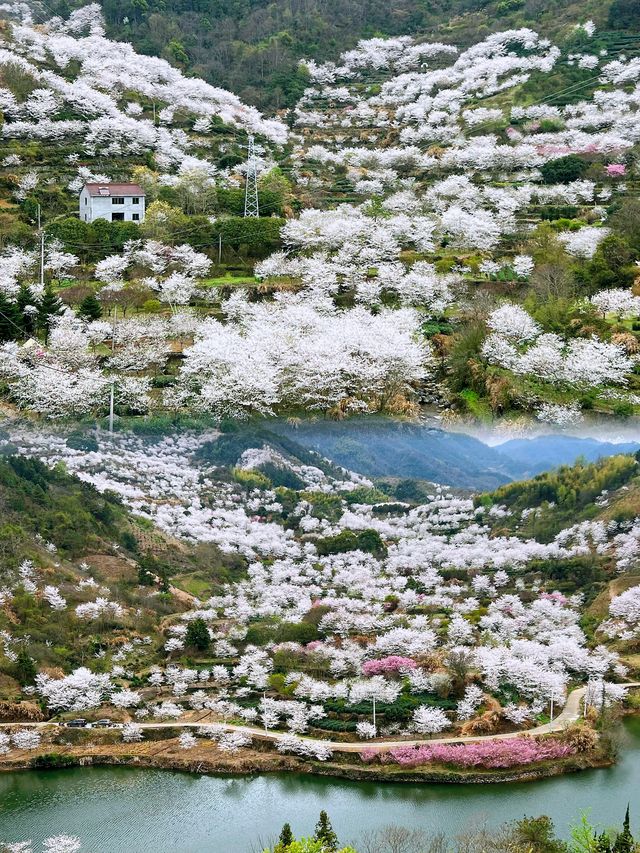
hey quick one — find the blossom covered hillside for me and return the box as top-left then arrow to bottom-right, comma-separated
0,2 -> 286,229
0,5 -> 639,426
275,24 -> 640,423
0,423 -> 639,759
96,0 -> 637,113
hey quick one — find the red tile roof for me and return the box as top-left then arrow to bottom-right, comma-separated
83,183 -> 146,197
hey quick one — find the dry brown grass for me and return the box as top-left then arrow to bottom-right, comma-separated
460,696 -> 501,736
0,700 -> 44,721
588,573 -> 640,620
84,553 -> 136,583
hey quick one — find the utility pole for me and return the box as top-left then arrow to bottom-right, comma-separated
243,135 -> 260,218
218,233 -> 222,265
372,696 -> 376,732
109,302 -> 117,436
37,204 -> 45,291
584,679 -> 593,715
109,378 -> 115,435
111,305 -> 117,352
39,231 -> 45,290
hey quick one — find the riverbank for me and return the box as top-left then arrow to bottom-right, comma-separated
0,731 -> 614,786
1,683 -> 633,785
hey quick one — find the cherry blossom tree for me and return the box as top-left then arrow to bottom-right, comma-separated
35,668 -> 112,711
178,732 -> 197,750
11,730 -> 41,750
122,723 -> 144,743
412,706 -> 451,735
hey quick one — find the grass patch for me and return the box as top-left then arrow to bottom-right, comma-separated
173,572 -> 213,598
200,275 -> 258,287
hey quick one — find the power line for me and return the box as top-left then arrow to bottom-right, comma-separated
0,307 -> 86,380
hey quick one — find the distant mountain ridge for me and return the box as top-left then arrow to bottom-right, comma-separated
271,419 -> 640,490
496,435 -> 640,477
272,420 -> 517,489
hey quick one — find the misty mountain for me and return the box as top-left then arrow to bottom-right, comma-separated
271,420 -> 640,491
496,435 -> 640,477
272,419 -> 521,490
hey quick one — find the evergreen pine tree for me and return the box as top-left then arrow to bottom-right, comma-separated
314,811 -> 338,852
186,617 -> 210,651
596,832 -> 612,853
17,284 -> 37,338
613,806 -> 634,853
37,285 -> 63,343
78,292 -> 103,321
278,823 -> 294,847
15,647 -> 37,686
0,293 -> 23,342
158,566 -> 170,593
136,554 -> 156,586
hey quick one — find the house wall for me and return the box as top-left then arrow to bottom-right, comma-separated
79,187 -> 92,222
79,192 -> 146,223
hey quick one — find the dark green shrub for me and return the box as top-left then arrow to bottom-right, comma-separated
540,155 -> 588,184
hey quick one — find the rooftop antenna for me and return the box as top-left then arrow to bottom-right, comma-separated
243,135 -> 260,218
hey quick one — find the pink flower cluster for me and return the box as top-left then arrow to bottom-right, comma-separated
536,144 -> 574,155
362,656 -> 417,676
605,163 -> 626,177
540,591 -> 567,604
361,737 -> 574,769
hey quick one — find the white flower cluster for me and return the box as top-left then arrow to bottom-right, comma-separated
483,303 -> 632,390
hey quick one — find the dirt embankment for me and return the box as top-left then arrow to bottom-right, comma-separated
0,735 -> 614,785
0,701 -> 45,722
0,740 -> 301,776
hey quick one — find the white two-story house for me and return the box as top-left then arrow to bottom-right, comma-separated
79,183 -> 146,224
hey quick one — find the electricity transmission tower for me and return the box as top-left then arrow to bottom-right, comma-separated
243,135 -> 260,218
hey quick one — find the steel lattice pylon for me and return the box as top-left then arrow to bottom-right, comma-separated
244,135 -> 260,218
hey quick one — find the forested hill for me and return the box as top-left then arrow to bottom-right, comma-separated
54,0 -> 638,110
480,450 -> 640,542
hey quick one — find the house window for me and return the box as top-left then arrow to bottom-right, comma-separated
132,213 -> 140,221
112,197 -> 125,205
84,197 -> 88,205
132,197 -> 139,204
111,212 -> 125,221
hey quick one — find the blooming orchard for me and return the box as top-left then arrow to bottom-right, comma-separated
0,423 -> 634,751
0,9 -> 636,421
0,6 -> 636,773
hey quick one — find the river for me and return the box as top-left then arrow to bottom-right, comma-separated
1,719 -> 639,852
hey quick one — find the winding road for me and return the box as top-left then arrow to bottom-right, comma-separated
9,682 -> 640,754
